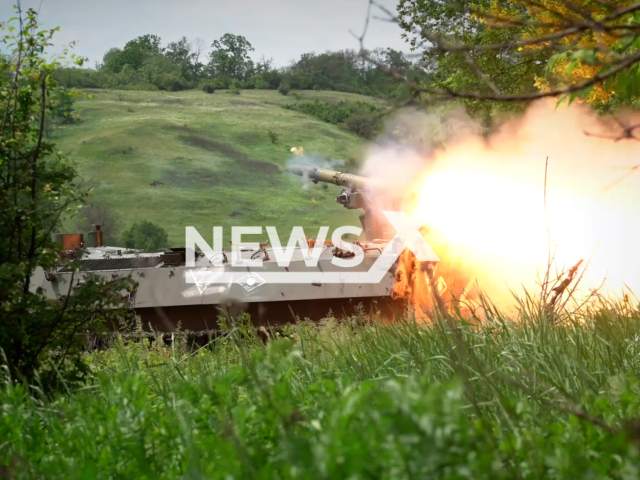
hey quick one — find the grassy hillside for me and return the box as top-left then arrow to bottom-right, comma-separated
54,89 -> 385,245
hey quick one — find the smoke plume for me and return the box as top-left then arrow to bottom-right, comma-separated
361,100 -> 640,309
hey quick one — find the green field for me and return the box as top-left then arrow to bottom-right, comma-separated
55,89 -> 384,244
2,306 -> 640,478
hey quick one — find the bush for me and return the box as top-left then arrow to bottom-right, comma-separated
286,100 -> 383,139
250,75 -> 269,90
202,83 -> 216,94
50,87 -> 81,125
278,81 -> 291,96
342,114 -> 381,140
53,67 -> 104,88
153,73 -> 188,92
286,99 -> 380,124
210,77 -> 231,89
122,221 -> 169,251
268,130 -> 279,145
228,79 -> 241,95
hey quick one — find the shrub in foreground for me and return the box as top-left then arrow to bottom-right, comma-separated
0,9 -> 135,388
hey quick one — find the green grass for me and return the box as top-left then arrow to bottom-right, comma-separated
55,89 -> 385,244
2,301 -> 640,478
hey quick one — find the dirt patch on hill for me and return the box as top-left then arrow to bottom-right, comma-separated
229,99 -> 265,108
162,168 -> 232,188
104,146 -> 135,156
179,134 -> 280,175
161,97 -> 186,105
164,124 -> 197,133
317,127 -> 342,139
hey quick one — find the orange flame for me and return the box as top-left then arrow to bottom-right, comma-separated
384,101 -> 640,313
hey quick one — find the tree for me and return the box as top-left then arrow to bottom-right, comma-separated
100,47 -> 126,74
166,36 -> 197,81
208,33 -> 255,81
192,37 -> 206,64
285,49 -> 421,96
255,55 -> 274,74
191,37 -> 207,78
389,0 -> 640,109
397,0 -> 548,119
122,221 -> 169,251
120,34 -> 163,71
0,9 -> 134,387
480,0 -> 640,108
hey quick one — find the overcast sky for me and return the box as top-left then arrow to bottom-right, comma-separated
0,0 -> 408,68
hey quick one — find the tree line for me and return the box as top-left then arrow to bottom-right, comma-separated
53,33 -> 422,99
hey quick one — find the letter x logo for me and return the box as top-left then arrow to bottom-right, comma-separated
383,210 -> 440,262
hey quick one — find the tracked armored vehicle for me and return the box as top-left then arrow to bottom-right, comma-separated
32,166 -> 438,332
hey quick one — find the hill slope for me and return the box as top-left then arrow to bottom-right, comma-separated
54,89 -> 382,245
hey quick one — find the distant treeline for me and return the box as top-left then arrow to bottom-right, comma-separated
53,33 -> 422,98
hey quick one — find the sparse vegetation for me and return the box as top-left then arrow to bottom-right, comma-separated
287,99 -> 380,125
267,129 -> 279,144
287,99 -> 383,138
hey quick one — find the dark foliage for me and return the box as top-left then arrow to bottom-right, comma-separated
267,130 -> 279,144
286,100 -> 382,138
202,83 -> 216,94
154,73 -> 189,92
0,9 -> 135,388
342,114 -> 381,140
122,221 -> 169,251
278,81 -> 291,96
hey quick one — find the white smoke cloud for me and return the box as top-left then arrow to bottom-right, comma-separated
359,100 -> 640,307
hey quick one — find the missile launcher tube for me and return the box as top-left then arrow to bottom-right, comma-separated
288,165 -> 376,191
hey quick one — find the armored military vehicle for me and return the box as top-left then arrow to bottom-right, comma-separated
31,166 -> 439,332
